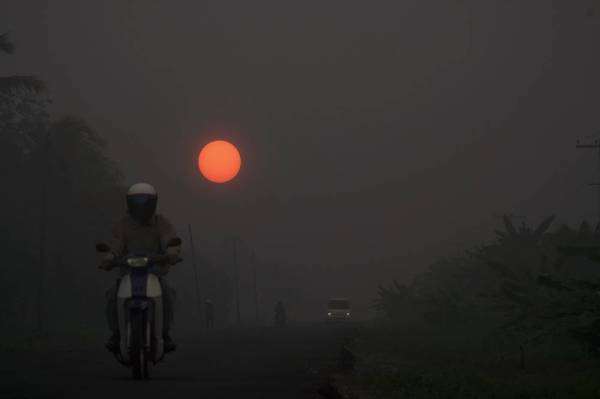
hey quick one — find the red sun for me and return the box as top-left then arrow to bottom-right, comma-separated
198,140 -> 242,183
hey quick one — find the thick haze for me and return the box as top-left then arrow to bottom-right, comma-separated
3,0 -> 600,292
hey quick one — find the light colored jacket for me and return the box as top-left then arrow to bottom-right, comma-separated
110,213 -> 179,277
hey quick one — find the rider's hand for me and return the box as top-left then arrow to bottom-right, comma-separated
166,253 -> 180,265
98,260 -> 113,270
98,252 -> 115,270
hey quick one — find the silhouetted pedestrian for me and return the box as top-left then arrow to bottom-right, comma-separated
204,298 -> 215,328
274,300 -> 286,326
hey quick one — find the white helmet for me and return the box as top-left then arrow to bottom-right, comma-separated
127,182 -> 157,196
126,182 -> 158,222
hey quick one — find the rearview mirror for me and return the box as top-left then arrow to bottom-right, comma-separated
167,237 -> 182,248
96,243 -> 111,253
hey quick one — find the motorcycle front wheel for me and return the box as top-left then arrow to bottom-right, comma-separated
130,310 -> 149,379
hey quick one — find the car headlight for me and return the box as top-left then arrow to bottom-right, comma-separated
127,257 -> 149,267
327,312 -> 332,316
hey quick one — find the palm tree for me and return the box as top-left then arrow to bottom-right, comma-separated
0,32 -> 45,92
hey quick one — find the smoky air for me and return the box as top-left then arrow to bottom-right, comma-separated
1,1 -> 600,397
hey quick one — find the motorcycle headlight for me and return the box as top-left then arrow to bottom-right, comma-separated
127,257 -> 149,267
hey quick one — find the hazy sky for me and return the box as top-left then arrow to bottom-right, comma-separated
3,0 -> 600,284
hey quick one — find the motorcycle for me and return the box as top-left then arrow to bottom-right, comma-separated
96,237 -> 182,379
275,308 -> 286,327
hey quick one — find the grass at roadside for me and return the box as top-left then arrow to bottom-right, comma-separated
336,322 -> 600,398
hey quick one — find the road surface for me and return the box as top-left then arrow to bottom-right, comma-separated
1,323 -> 357,399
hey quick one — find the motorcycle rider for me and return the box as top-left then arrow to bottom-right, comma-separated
99,182 -> 180,352
204,298 -> 215,328
274,300 -> 286,326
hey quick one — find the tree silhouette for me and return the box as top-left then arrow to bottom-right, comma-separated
0,32 -> 45,93
376,213 -> 600,353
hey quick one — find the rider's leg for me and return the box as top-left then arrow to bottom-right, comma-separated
105,284 -> 119,351
160,278 -> 176,351
161,279 -> 175,333
105,284 -> 118,332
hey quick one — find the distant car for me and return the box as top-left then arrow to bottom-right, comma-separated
327,297 -> 351,321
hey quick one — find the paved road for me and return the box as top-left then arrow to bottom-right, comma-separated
1,323 -> 357,399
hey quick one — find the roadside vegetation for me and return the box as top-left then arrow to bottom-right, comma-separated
0,32 -> 125,341
0,32 -> 245,342
343,216 -> 600,397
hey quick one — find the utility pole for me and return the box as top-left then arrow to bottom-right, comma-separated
36,131 -> 51,334
591,182 -> 600,226
232,237 -> 241,325
576,138 -> 600,226
188,224 -> 203,326
251,250 -> 259,322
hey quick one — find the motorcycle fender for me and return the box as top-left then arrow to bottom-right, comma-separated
146,274 -> 162,298
115,273 -> 163,362
117,274 -> 161,298
117,275 -> 132,298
